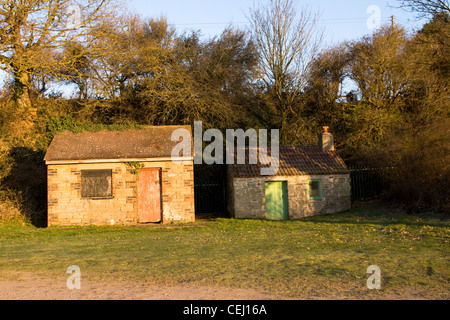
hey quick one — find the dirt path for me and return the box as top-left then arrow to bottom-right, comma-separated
0,272 -> 284,300
1,272 -> 445,300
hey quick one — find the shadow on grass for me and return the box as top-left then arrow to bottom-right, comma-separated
301,202 -> 449,228
2,147 -> 47,228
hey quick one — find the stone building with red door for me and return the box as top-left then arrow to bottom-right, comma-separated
44,126 -> 195,227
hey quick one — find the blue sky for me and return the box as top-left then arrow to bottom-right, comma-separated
127,0 -> 426,44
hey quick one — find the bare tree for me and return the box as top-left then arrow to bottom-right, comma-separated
248,0 -> 322,138
347,25 -> 411,109
0,0 -> 123,122
396,0 -> 450,19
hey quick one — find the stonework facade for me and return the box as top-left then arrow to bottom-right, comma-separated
47,161 -> 195,227
227,133 -> 351,220
228,173 -> 351,219
44,126 -> 195,227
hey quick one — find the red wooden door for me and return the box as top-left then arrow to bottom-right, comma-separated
138,169 -> 162,223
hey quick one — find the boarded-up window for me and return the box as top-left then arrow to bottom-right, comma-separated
81,170 -> 113,198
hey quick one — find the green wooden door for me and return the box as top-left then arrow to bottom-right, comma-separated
265,181 -> 288,220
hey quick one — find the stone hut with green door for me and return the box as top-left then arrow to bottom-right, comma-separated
227,127 -> 351,220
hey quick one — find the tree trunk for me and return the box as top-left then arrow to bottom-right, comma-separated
13,72 -> 36,124
279,99 -> 289,144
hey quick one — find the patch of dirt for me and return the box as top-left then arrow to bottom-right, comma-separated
0,272 -> 446,300
0,272 -> 283,300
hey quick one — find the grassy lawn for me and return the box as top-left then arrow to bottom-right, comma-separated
0,203 -> 448,299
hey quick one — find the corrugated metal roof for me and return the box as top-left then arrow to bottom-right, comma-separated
230,146 -> 349,177
44,126 -> 193,163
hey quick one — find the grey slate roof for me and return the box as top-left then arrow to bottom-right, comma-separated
44,126 -> 193,163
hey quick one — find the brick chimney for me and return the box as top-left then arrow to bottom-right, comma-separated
319,126 -> 335,151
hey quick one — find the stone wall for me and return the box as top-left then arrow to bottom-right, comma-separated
47,161 -> 195,227
228,176 -> 265,219
161,162 -> 195,224
229,174 -> 351,219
